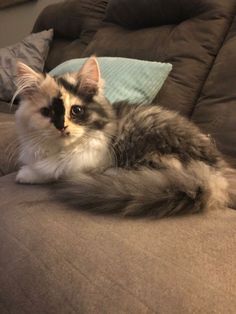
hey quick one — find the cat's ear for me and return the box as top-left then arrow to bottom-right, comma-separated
15,62 -> 44,94
76,56 -> 102,98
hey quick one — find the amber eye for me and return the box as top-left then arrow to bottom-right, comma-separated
40,107 -> 51,117
70,105 -> 84,118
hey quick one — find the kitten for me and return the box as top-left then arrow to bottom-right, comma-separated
15,56 -> 230,217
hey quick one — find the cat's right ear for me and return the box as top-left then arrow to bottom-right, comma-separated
75,56 -> 103,98
15,62 -> 44,95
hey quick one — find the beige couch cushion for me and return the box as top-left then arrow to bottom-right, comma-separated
0,112 -> 18,176
0,172 -> 236,313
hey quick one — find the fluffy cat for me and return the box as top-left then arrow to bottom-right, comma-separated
15,56 -> 230,217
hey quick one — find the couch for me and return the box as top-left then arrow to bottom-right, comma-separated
1,0 -> 236,313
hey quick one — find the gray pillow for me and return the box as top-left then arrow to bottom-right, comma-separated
0,29 -> 53,102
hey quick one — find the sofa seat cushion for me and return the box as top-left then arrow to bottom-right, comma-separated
0,113 -> 18,176
0,173 -> 236,313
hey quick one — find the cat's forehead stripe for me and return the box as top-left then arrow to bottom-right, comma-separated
57,77 -> 79,97
88,102 -> 108,118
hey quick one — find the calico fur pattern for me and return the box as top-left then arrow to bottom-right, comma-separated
15,57 -> 230,218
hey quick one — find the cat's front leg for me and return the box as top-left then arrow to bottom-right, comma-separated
16,165 -> 54,184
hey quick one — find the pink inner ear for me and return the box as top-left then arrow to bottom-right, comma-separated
79,57 -> 100,90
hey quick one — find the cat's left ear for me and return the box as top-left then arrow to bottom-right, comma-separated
76,56 -> 103,98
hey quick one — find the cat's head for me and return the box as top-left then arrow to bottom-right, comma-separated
15,57 -> 115,145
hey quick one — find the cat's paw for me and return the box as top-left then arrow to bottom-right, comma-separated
16,166 -> 41,184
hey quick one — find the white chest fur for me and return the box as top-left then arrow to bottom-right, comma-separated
17,132 -> 111,184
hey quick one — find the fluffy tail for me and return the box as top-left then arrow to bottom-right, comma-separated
56,162 -> 229,218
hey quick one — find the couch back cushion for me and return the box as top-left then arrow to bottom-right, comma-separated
192,17 -> 236,164
105,0 -> 211,29
83,0 -> 236,117
33,0 -> 108,70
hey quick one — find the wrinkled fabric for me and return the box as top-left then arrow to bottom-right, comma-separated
193,17 -> 236,164
0,172 -> 236,313
33,0 -> 108,70
0,29 -> 53,101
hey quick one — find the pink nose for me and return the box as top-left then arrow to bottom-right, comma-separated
60,126 -> 70,136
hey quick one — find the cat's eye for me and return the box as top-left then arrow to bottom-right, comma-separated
40,107 -> 51,117
70,105 -> 84,118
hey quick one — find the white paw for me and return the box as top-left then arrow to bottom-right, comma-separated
16,166 -> 41,184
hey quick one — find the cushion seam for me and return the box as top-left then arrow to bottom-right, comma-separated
190,10 -> 236,119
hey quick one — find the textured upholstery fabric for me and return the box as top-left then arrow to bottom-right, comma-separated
83,0 -> 236,117
33,0 -> 108,71
0,113 -> 18,176
105,0 -> 218,28
50,57 -> 172,105
193,17 -> 236,164
0,173 -> 236,314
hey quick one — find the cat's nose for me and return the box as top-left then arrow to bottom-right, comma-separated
60,125 -> 70,136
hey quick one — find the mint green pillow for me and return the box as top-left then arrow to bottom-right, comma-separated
49,57 -> 172,105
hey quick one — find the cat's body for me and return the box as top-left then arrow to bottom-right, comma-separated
15,57 -> 230,217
